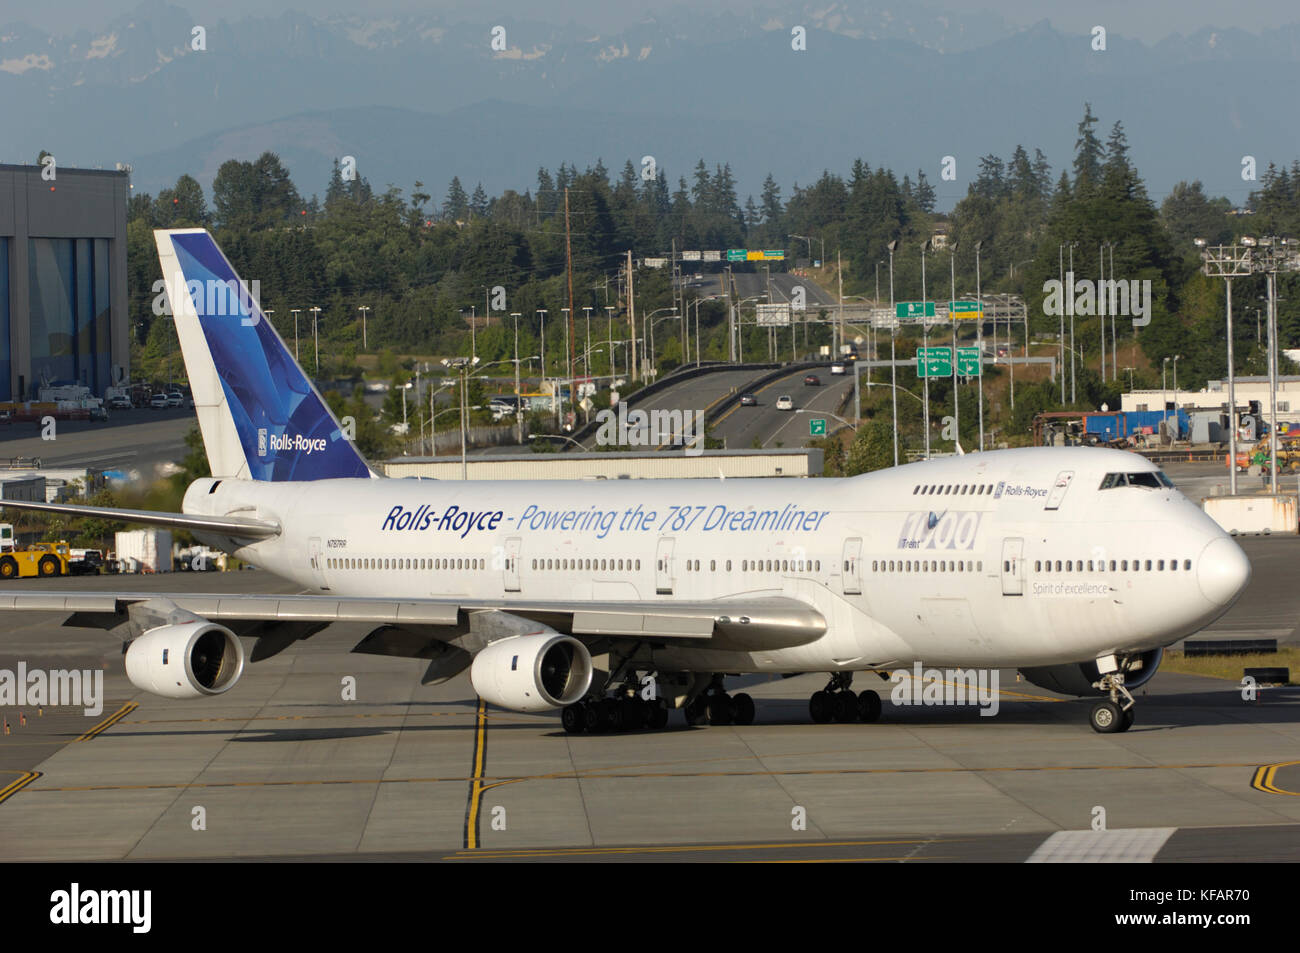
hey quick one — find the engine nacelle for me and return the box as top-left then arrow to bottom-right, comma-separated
470,630 -> 593,713
1019,647 -> 1163,697
125,622 -> 246,699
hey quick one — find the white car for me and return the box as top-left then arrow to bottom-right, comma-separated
775,395 -> 794,411
830,362 -> 846,375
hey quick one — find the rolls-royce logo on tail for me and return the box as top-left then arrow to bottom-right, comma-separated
257,428 -> 267,457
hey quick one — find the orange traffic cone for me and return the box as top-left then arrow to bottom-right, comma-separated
3,720 -> 8,736
18,712 -> 26,728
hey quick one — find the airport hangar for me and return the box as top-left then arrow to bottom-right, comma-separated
0,163 -> 131,402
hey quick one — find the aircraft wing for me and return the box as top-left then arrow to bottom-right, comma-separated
0,591 -> 825,652
0,499 -> 280,539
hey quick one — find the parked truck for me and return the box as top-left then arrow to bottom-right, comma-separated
0,529 -> 73,579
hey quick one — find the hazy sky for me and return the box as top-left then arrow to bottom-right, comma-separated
4,0 -> 1293,43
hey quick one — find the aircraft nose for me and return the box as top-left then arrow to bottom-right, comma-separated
1196,536 -> 1251,607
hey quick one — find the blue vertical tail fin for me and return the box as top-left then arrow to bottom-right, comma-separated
155,228 -> 374,481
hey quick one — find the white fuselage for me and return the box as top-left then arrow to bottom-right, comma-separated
184,447 -> 1249,675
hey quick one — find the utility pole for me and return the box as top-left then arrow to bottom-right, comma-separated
836,249 -> 844,361
627,251 -> 638,381
290,308 -> 301,361
921,240 -> 930,461
950,244 -> 958,448
512,312 -> 522,444
975,241 -> 984,452
565,188 -> 575,421
889,240 -> 898,466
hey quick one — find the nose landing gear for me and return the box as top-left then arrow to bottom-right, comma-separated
1089,670 -> 1136,733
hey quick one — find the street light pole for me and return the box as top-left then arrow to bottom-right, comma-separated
888,240 -> 898,467
511,312 -> 522,443
975,240 -> 984,452
290,308 -> 301,361
921,240 -> 930,461
358,304 -> 370,350
309,306 -> 321,376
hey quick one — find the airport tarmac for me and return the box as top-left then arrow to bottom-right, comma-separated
0,541 -> 1297,863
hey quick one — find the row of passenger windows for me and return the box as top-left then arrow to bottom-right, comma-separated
534,557 -> 641,572
872,559 -> 984,573
1035,558 -> 1192,572
328,556 -> 484,571
913,483 -> 997,496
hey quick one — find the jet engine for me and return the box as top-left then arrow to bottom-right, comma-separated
1019,647 -> 1163,697
469,630 -> 593,712
125,622 -> 246,699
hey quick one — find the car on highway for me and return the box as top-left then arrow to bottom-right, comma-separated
149,393 -> 168,408
109,394 -> 132,410
830,362 -> 846,375
739,393 -> 758,407
775,395 -> 794,411
803,374 -> 821,386
166,391 -> 185,407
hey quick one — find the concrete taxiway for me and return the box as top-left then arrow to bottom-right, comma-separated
0,540 -> 1297,863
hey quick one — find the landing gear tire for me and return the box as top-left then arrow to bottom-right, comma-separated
583,702 -> 604,733
857,690 -> 882,723
1121,706 -> 1136,731
833,690 -> 859,723
1090,700 -> 1127,734
646,702 -> 669,731
732,692 -> 756,726
685,696 -> 709,727
809,690 -> 834,724
707,694 -> 735,726
561,703 -> 586,734
600,698 -> 624,732
624,698 -> 648,730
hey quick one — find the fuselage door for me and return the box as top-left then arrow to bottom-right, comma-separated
1000,537 -> 1024,596
656,537 -> 675,594
308,536 -> 328,590
841,537 -> 863,595
503,536 -> 521,592
1044,470 -> 1074,510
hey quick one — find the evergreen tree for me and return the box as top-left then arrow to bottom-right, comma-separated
443,177 -> 468,221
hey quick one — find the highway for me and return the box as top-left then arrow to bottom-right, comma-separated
710,364 -> 855,449
0,407 -> 196,480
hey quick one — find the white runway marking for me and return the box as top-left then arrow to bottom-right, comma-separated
1026,827 -> 1177,863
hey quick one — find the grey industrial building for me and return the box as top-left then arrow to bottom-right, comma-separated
0,163 -> 130,401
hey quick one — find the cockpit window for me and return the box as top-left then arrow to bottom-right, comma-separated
1099,471 -> 1173,490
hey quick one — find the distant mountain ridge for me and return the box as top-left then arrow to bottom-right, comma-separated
2,1 -> 1296,210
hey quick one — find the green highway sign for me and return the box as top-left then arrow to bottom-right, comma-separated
726,249 -> 747,262
896,301 -> 937,319
949,301 -> 984,320
956,346 -> 982,376
809,418 -> 827,436
916,346 -> 952,378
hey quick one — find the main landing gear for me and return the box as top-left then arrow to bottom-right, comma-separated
808,672 -> 882,724
683,675 -> 755,728
562,695 -> 670,734
1089,670 -> 1136,734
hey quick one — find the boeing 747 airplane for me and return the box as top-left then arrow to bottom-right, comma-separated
0,229 -> 1252,733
